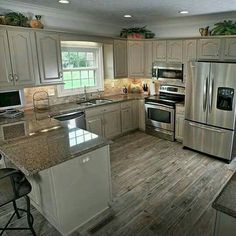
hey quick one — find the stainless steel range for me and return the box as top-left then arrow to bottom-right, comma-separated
145,85 -> 185,141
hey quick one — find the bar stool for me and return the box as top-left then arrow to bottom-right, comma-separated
0,168 -> 36,236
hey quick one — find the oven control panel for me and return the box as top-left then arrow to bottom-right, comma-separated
159,85 -> 185,95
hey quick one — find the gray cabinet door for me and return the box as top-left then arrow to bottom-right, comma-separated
167,40 -> 183,62
7,29 -> 35,86
0,29 -> 13,88
223,38 -> 236,60
36,32 -> 63,84
104,110 -> 121,138
144,41 -> 153,77
121,108 -> 133,133
197,39 -> 221,60
153,40 -> 167,62
127,41 -> 144,77
86,115 -> 104,137
113,40 -> 127,78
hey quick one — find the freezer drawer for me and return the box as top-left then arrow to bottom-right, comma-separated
183,120 -> 236,161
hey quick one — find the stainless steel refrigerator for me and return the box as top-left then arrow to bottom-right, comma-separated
184,61 -> 236,162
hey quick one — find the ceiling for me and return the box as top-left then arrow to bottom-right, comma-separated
3,0 -> 236,26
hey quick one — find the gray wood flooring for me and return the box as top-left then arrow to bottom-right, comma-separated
1,131 -> 236,236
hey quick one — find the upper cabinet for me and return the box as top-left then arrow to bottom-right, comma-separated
127,40 -> 144,77
113,40 -> 127,78
197,39 -> 221,60
36,32 -> 63,84
144,41 -> 153,77
153,40 -> 166,62
223,38 -> 236,60
0,29 -> 12,88
7,29 -> 36,86
183,40 -> 197,82
167,40 -> 183,63
0,28 -> 36,89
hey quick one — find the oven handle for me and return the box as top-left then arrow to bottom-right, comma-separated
145,102 -> 173,109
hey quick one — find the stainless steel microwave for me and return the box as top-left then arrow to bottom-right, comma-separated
152,62 -> 183,82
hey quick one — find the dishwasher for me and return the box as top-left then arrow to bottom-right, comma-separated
53,111 -> 86,129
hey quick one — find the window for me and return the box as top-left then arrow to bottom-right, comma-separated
58,41 -> 104,97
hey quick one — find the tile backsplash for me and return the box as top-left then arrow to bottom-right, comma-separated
23,78 -> 152,108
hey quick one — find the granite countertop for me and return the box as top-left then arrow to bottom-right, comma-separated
212,172 -> 236,217
0,93 -> 146,176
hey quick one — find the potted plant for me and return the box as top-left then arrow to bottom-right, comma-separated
211,20 -> 236,35
4,12 -> 29,27
120,26 -> 155,39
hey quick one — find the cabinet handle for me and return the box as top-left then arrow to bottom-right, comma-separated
59,72 -> 63,78
14,74 -> 19,81
82,157 -> 90,164
8,74 -> 14,82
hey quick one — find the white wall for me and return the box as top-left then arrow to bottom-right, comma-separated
147,12 -> 236,38
0,0 -> 122,36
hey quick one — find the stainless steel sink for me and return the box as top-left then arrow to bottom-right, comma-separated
77,101 -> 94,107
89,99 -> 113,105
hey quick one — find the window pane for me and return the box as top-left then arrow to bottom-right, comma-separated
87,52 -> 94,60
64,81 -> 73,89
81,71 -> 88,79
63,71 -> 72,80
87,60 -> 95,67
69,52 -> 79,68
88,70 -> 95,79
73,80 -> 81,89
88,79 -> 95,86
72,71 -> 80,80
81,80 -> 89,86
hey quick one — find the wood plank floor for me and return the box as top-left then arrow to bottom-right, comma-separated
1,131 -> 236,236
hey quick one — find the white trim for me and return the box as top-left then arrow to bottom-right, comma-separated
57,43 -> 104,97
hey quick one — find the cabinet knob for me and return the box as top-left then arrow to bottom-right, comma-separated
59,72 -> 63,78
14,74 -> 19,81
8,74 -> 13,82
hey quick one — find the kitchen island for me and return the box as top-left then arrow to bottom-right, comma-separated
0,111 -> 112,236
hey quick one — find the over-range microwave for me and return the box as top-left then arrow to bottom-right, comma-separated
152,62 -> 184,82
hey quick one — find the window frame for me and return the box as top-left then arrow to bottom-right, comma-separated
57,42 -> 104,97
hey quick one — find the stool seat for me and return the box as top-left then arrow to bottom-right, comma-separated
0,168 -> 36,235
0,171 -> 31,207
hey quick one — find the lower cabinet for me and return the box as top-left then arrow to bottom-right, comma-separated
175,104 -> 185,142
138,99 -> 146,131
27,145 -> 112,235
121,100 -> 139,133
85,103 -> 121,139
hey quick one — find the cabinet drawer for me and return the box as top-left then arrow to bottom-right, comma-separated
86,103 -> 120,117
121,101 -> 132,109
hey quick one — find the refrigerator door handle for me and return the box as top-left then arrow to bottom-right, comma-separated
203,76 -> 208,112
209,76 -> 214,112
188,122 -> 225,133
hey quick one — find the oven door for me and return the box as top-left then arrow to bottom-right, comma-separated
145,102 -> 174,132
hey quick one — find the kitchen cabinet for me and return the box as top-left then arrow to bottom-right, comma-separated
104,109 -> 121,138
121,101 -> 139,133
113,40 -> 128,78
223,38 -> 236,60
127,41 -> 144,77
86,115 -> 103,137
167,40 -> 183,63
153,40 -> 167,62
175,104 -> 185,142
0,29 -> 36,89
27,145 -> 111,235
144,41 -> 153,77
197,38 -> 221,60
183,40 -> 197,83
0,29 -> 12,88
121,102 -> 133,133
86,103 -> 121,138
36,32 -> 63,84
138,99 -> 146,131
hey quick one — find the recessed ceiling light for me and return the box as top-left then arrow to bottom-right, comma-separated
124,14 -> 132,18
179,10 -> 189,14
58,0 -> 70,4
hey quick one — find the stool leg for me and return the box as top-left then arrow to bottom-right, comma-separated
12,200 -> 21,219
25,196 -> 36,236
